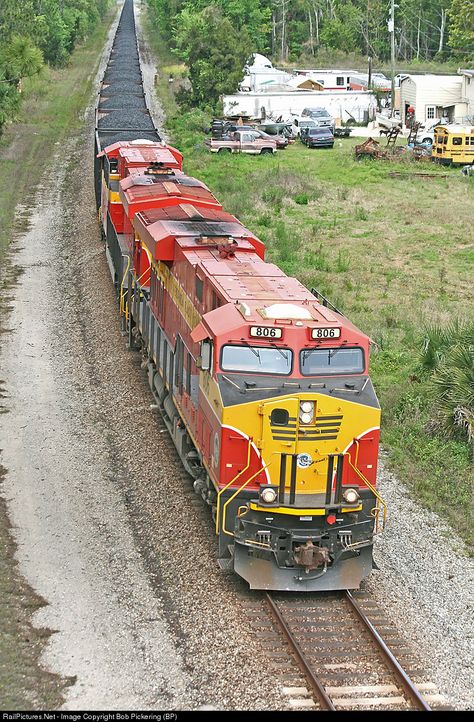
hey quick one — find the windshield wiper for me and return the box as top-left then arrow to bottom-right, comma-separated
269,341 -> 289,361
240,339 -> 261,362
221,374 -> 245,392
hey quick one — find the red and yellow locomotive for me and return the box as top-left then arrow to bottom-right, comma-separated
96,137 -> 386,592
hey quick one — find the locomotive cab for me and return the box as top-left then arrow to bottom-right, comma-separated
192,298 -> 384,591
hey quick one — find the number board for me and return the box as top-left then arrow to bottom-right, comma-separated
250,326 -> 283,339
311,327 -> 341,339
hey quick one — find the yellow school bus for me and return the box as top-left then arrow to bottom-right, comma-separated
432,125 -> 474,165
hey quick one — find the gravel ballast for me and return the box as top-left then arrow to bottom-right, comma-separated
0,0 -> 472,712
367,456 -> 474,710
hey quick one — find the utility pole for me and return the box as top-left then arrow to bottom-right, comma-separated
389,0 -> 395,115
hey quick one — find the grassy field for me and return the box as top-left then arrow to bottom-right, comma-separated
144,13 -> 473,548
0,14 -> 116,264
187,136 -> 473,542
189,136 -> 474,543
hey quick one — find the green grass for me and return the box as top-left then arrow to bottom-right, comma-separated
0,13 -> 115,263
170,123 -> 474,547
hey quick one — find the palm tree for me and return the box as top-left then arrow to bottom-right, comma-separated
431,342 -> 474,455
0,35 -> 43,88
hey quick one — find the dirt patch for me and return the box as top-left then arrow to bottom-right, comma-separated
0,464 -> 67,709
0,255 -> 70,709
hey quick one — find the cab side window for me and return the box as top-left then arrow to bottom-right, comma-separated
195,277 -> 203,302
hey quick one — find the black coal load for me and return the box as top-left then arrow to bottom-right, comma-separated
96,0 -> 161,151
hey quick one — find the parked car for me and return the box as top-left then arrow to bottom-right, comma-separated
205,130 -> 277,155
292,118 -> 317,140
215,123 -> 288,148
253,128 -> 288,148
415,118 -> 441,145
301,127 -> 335,149
301,107 -> 335,130
259,121 -> 293,137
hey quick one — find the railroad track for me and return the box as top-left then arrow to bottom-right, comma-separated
241,590 -> 449,711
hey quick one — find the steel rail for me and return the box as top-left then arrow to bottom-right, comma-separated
344,590 -> 432,711
264,593 -> 336,711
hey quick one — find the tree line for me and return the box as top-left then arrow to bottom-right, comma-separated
0,0 -> 110,133
147,0 -> 473,108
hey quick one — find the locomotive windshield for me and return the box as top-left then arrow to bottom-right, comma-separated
221,345 -> 293,375
300,347 -> 364,375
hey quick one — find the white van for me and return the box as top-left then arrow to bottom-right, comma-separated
416,118 -> 441,145
301,107 -> 335,130
289,117 -> 317,138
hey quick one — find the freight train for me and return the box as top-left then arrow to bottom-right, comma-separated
95,0 -> 386,591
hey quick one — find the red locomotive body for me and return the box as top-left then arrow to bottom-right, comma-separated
97,131 -> 385,591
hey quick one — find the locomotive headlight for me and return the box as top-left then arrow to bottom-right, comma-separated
259,485 -> 278,504
299,401 -> 314,424
342,488 -> 360,504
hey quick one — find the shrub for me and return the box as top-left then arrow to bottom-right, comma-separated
294,193 -> 309,205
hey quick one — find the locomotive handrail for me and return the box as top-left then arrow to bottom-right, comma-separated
310,286 -> 344,316
215,439 -> 252,535
134,244 -> 152,288
123,254 -> 152,321
345,440 -> 387,532
134,265 -> 151,287
120,254 -> 131,318
221,455 -> 277,538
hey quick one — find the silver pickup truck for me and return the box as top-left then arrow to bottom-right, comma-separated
205,130 -> 277,155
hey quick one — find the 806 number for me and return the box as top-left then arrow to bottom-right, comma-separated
311,327 -> 341,339
250,326 -> 283,339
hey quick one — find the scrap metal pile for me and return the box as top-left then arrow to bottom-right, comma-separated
354,137 -> 388,159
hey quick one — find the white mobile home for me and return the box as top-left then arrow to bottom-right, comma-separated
223,90 -> 376,124
240,54 -> 292,92
293,69 -> 357,90
292,70 -> 389,92
399,74 -> 464,125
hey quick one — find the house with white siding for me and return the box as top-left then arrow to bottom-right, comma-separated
399,74 -> 465,125
293,69 -> 356,90
458,69 -> 474,119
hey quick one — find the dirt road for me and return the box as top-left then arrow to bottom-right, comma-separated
0,120 -> 193,709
